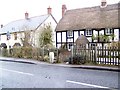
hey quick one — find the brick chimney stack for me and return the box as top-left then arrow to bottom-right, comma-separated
25,12 -> 29,19
62,4 -> 67,17
101,0 -> 107,7
47,6 -> 52,14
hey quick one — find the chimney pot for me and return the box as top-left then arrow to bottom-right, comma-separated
62,4 -> 67,17
101,0 -> 107,7
25,12 -> 29,19
47,6 -> 52,14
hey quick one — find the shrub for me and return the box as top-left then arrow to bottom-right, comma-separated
43,55 -> 49,62
11,47 -> 33,58
65,55 -> 86,64
21,47 -> 32,58
2,48 -> 8,57
38,56 -> 43,61
13,48 -> 23,58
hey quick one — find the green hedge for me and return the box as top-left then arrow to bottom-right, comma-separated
1,47 -> 59,63
11,47 -> 33,58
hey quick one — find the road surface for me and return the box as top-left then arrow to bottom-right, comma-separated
0,60 -> 119,89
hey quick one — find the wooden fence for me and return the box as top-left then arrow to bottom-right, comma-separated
73,46 -> 120,66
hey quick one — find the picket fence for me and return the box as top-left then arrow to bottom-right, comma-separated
72,46 -> 120,66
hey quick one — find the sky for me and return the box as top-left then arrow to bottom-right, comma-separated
0,0 -> 119,25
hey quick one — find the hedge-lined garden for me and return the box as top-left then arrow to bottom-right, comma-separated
1,47 -> 59,63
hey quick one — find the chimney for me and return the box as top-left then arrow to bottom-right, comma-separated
1,24 -> 3,28
101,0 -> 107,7
62,4 -> 67,17
47,6 -> 52,14
25,12 -> 29,19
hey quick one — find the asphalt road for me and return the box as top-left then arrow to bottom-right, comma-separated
0,60 -> 119,89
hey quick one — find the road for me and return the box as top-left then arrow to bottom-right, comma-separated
0,60 -> 119,89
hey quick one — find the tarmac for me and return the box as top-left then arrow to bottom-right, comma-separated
0,56 -> 119,72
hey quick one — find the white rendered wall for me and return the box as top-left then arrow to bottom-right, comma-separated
74,31 -> 78,42
35,15 -> 57,47
114,29 -> 119,41
62,32 -> 66,42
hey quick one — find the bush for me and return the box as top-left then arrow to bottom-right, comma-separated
43,55 -> 49,62
2,48 -> 8,57
11,47 -> 33,58
22,47 -> 32,58
13,48 -> 23,58
65,55 -> 86,64
7,47 -> 59,63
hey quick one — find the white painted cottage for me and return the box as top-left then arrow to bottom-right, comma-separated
0,7 -> 57,49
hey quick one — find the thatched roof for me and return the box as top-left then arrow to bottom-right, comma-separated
75,35 -> 89,45
56,3 -> 120,31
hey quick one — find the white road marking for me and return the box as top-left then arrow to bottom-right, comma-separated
0,68 -> 34,76
66,80 -> 109,88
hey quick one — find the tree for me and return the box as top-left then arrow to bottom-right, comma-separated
20,26 -> 34,47
39,23 -> 53,49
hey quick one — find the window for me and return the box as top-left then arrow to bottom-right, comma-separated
86,29 -> 92,36
105,28 -> 113,35
14,33 -> 17,40
67,30 -> 73,37
57,32 -> 61,42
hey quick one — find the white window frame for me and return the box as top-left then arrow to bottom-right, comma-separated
86,29 -> 92,36
67,30 -> 73,37
105,28 -> 113,35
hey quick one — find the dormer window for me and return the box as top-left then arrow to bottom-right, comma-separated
86,29 -> 92,36
67,30 -> 73,37
105,28 -> 113,35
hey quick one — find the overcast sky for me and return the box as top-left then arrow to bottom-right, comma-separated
0,0 -> 119,25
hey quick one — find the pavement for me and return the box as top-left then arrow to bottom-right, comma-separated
0,56 -> 119,72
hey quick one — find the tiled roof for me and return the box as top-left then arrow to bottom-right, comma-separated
0,14 -> 50,34
56,3 -> 120,31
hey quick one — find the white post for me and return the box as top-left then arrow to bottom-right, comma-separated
49,52 -> 54,63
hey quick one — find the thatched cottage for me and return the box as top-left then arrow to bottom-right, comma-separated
56,0 -> 120,50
